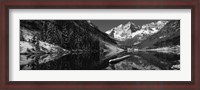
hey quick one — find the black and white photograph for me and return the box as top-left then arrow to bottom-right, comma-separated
20,20 -> 180,70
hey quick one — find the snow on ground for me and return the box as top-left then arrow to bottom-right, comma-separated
21,28 -> 38,42
133,41 -> 140,45
20,41 -> 36,53
38,41 -> 69,53
20,40 -> 69,54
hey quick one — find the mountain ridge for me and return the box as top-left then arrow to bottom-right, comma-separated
105,20 -> 180,49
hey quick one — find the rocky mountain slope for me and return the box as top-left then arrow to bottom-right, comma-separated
138,20 -> 180,49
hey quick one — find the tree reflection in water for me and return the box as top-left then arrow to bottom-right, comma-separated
20,50 -> 180,70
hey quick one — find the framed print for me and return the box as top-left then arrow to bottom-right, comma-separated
0,0 -> 199,90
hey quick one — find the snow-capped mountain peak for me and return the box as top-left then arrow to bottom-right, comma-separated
124,22 -> 135,28
105,20 -> 169,45
117,24 -> 123,28
105,29 -> 113,35
105,21 -> 140,41
141,21 -> 168,30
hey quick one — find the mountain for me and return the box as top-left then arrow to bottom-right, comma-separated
138,20 -> 180,49
105,22 -> 140,41
105,21 -> 169,45
20,20 -> 122,55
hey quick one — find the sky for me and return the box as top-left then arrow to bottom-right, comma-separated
91,20 -> 158,32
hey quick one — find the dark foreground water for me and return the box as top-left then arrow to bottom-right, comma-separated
20,51 -> 180,70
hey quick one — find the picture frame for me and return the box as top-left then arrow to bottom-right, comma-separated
0,0 -> 199,90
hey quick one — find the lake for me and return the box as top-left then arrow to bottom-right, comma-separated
20,51 -> 180,70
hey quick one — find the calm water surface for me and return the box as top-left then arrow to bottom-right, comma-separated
20,51 -> 180,70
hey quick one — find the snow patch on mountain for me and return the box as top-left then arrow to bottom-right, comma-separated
20,41 -> 37,53
105,29 -> 113,35
159,35 -> 166,39
38,41 -> 67,53
21,28 -> 39,42
20,41 -> 70,54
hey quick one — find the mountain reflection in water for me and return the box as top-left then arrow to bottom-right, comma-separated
20,51 -> 180,70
